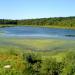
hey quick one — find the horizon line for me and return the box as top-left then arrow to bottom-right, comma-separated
0,16 -> 75,20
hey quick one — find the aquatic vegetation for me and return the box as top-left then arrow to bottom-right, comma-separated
7,38 -> 75,51
0,28 -> 75,75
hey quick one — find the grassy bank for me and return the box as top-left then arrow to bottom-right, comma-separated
0,24 -> 75,29
0,24 -> 17,28
0,46 -> 75,75
0,38 -> 75,74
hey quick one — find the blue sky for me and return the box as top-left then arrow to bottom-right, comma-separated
0,0 -> 75,19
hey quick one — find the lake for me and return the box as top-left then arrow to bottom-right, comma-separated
0,26 -> 75,39
0,26 -> 75,51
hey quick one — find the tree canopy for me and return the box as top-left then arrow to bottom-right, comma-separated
0,16 -> 75,28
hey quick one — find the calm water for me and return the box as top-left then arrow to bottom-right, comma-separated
0,26 -> 75,39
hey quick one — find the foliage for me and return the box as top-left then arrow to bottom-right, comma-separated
0,16 -> 75,28
0,38 -> 75,75
0,46 -> 75,75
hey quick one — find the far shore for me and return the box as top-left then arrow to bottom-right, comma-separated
0,24 -> 75,29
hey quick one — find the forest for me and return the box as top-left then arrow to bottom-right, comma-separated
0,16 -> 75,28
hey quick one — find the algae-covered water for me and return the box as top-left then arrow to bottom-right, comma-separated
0,26 -> 75,51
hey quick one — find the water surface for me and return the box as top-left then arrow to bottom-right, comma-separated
0,26 -> 75,39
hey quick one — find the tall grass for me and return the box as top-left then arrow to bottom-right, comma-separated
0,46 -> 75,75
0,38 -> 75,75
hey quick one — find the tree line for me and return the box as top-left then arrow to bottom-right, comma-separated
0,19 -> 17,24
0,16 -> 75,27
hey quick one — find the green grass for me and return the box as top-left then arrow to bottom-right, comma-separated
23,25 -> 75,29
0,46 -> 75,75
0,24 -> 17,28
0,24 -> 75,29
0,38 -> 75,75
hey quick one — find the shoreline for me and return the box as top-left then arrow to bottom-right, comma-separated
0,24 -> 75,29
